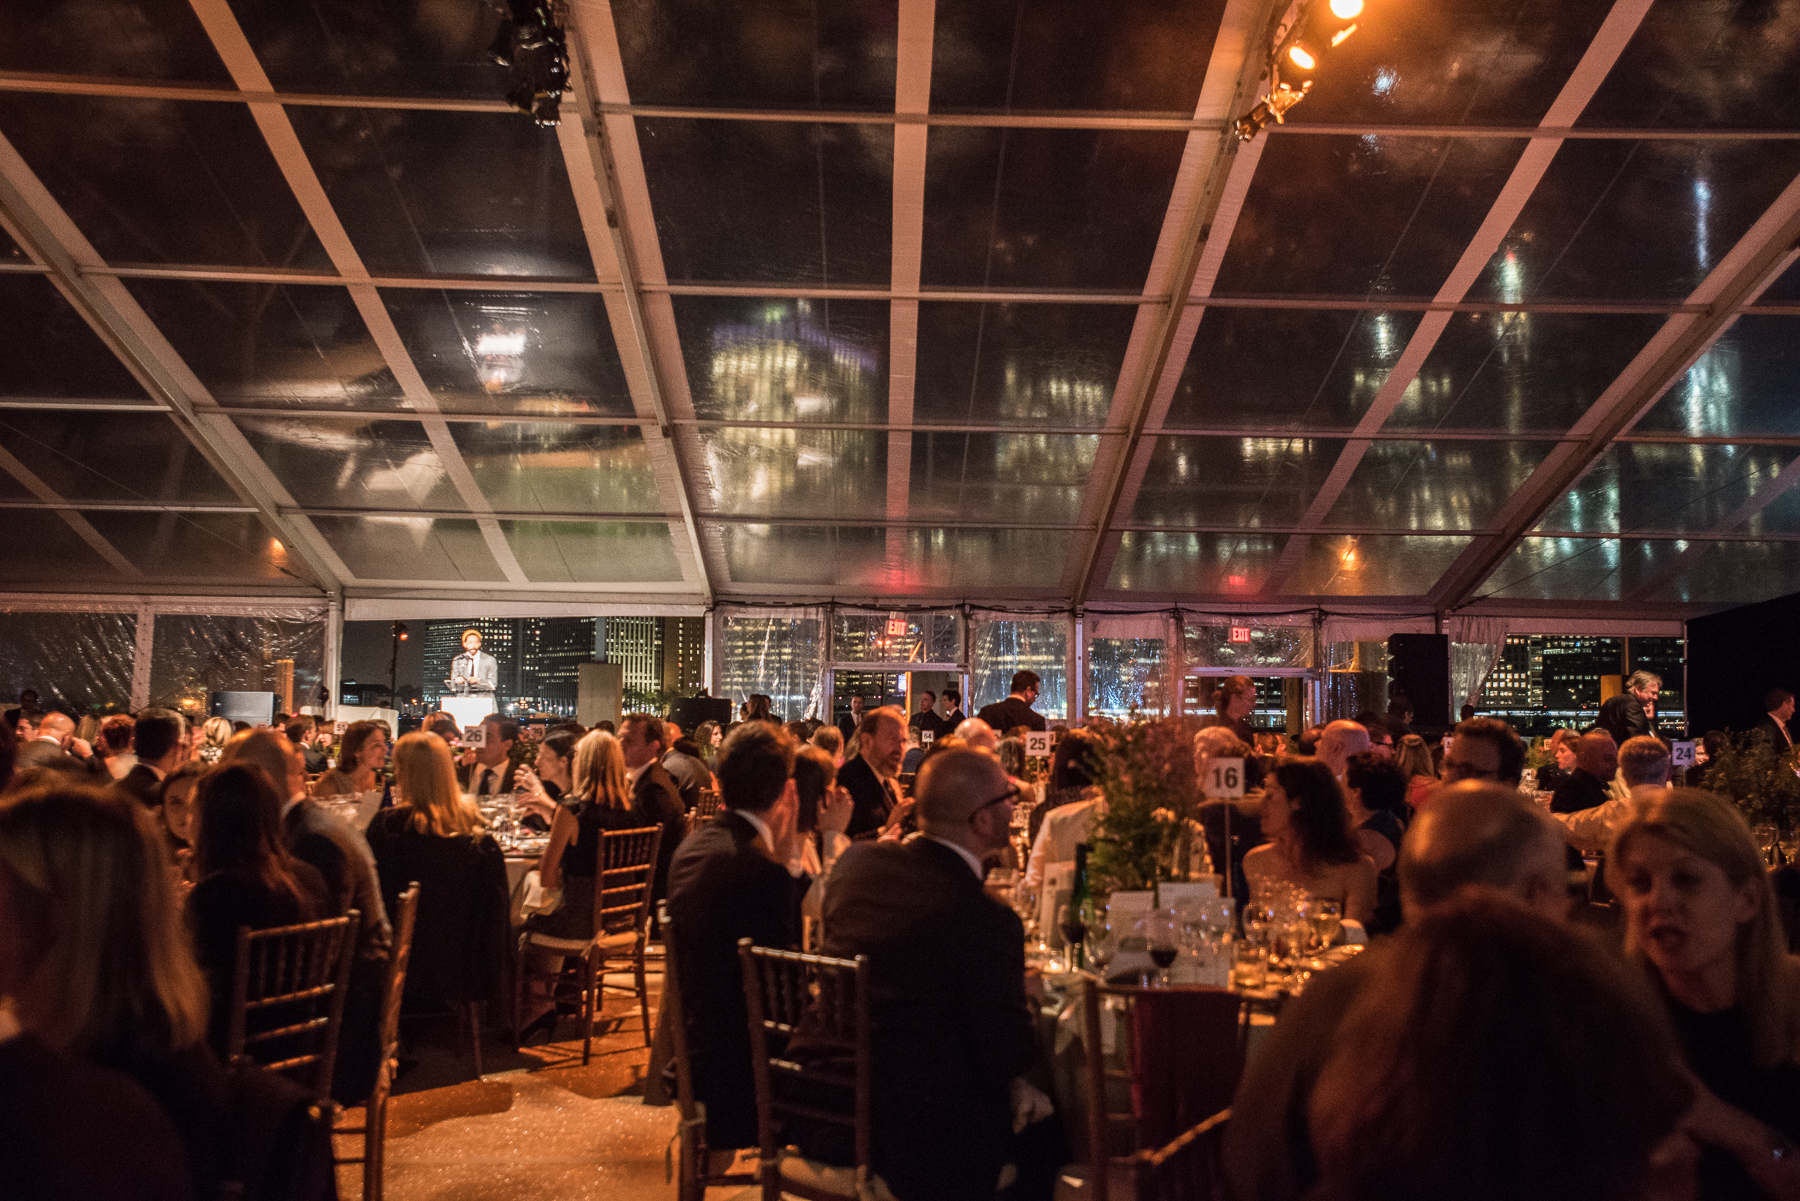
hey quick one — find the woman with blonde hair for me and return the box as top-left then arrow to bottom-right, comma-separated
1393,732 -> 1438,814
1608,789 -> 1800,1199
196,715 -> 233,764
516,730 -> 643,1041
0,784 -> 231,1198
363,732 -> 512,1034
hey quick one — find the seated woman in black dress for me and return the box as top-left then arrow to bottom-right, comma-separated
514,728 -> 579,827
517,730 -> 646,1039
1609,789 -> 1800,1200
365,731 -> 511,1031
186,764 -> 332,1056
0,784 -> 233,1200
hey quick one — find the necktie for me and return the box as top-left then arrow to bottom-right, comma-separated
477,765 -> 494,796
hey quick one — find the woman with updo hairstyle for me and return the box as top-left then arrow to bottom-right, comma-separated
1242,757 -> 1376,925
1393,733 -> 1439,814
1205,675 -> 1259,744
1309,892 -> 1692,1201
1608,789 -> 1800,1199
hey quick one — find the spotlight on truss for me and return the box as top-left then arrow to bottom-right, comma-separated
1236,0 -> 1368,142
1236,81 -> 1311,141
489,0 -> 569,127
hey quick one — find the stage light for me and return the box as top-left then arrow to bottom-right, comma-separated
489,0 -> 568,126
1236,0 -> 1375,141
1331,0 -> 1363,18
1288,44 -> 1317,70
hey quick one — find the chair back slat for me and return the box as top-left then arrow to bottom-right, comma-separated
227,911 -> 359,1100
592,825 -> 660,939
738,940 -> 873,1173
695,789 -> 721,820
379,885 -> 421,1070
657,902 -> 700,1123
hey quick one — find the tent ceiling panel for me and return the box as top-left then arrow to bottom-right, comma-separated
0,91 -> 330,269
1,0 -> 1796,617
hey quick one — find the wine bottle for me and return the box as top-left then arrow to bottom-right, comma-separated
1063,843 -> 1091,971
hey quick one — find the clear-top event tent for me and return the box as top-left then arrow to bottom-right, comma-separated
0,0 -> 1795,718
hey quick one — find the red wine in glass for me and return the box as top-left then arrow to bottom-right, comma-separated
1149,946 -> 1178,969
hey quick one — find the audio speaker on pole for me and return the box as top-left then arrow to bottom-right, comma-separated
1386,634 -> 1451,732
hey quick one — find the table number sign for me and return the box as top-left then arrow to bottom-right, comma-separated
1204,757 -> 1245,798
1024,731 -> 1052,758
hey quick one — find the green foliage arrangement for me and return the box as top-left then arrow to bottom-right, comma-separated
1700,730 -> 1800,830
1087,716 -> 1210,895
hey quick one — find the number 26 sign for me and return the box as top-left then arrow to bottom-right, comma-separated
1204,757 -> 1245,798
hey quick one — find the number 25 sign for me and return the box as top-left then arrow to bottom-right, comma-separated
1203,757 -> 1245,798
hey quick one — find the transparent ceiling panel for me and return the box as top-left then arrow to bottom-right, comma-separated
1633,315 -> 1800,438
1642,541 -> 1800,606
922,127 -> 1187,291
1391,311 -> 1669,433
718,523 -> 884,587
696,427 -> 887,520
1481,536 -> 1688,602
1284,0 -> 1613,127
1535,443 -> 1800,535
1748,485 -> 1800,537
1163,308 -> 1424,431
931,0 -> 1226,113
0,512 -> 126,582
1470,140 -> 1800,303
907,432 -> 1101,525
125,279 -> 404,410
638,118 -> 892,285
0,275 -> 150,400
0,0 -> 230,82
1284,533 -> 1472,597
311,515 -> 504,581
1755,259 -> 1800,307
892,528 -> 1074,592
1107,531 -> 1289,595
234,417 -> 464,512
1130,436 -> 1347,529
674,296 -> 888,424
2,227 -> 26,262
83,511 -> 290,581
287,106 -> 593,280
381,290 -> 634,416
0,93 -> 329,270
613,0 -> 898,110
914,302 -> 1134,427
499,521 -> 681,584
232,0 -> 511,97
0,411 -> 238,504
449,423 -> 662,515
1213,136 -> 1526,298
1580,0 -> 1800,129
1324,440 -> 1553,531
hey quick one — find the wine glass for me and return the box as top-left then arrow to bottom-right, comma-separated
1310,898 -> 1343,950
1084,906 -> 1115,980
1136,910 -> 1182,988
1753,824 -> 1779,866
1058,901 -> 1089,972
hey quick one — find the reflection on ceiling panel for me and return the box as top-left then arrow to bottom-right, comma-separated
676,296 -> 888,424
1633,316 -> 1800,439
84,511 -> 291,581
1131,436 -> 1345,529
451,423 -> 662,515
1108,531 -> 1288,595
914,303 -> 1131,427
0,411 -> 237,504
1324,440 -> 1553,530
696,427 -> 887,520
500,520 -> 682,583
908,432 -> 1099,525
1537,443 -> 1800,535
1282,533 -> 1471,597
312,515 -> 503,582
235,417 -> 463,512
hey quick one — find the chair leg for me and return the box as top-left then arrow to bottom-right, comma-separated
467,1001 -> 484,1078
581,949 -> 598,1067
511,938 -> 526,1047
635,946 -> 651,1047
365,1086 -> 388,1201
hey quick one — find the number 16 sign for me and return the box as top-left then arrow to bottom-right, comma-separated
1204,757 -> 1245,798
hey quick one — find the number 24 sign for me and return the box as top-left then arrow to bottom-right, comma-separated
1204,757 -> 1245,798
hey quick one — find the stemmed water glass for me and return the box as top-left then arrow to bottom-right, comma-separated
1082,901 -> 1114,979
1136,910 -> 1182,988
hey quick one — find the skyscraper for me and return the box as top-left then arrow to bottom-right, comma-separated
517,618 -> 602,715
600,617 -> 662,697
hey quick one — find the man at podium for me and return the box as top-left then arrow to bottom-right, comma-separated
442,628 -> 499,724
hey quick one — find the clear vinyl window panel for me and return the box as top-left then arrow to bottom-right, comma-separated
1183,624 -> 1313,671
1085,637 -> 1167,720
970,616 -> 1069,722
0,611 -> 137,716
719,614 -> 823,723
148,614 -> 325,717
831,612 -> 963,665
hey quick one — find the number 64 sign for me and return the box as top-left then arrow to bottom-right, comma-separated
1203,757 -> 1245,798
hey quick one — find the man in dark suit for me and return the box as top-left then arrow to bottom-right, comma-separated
1755,687 -> 1795,751
660,720 -> 711,811
1597,670 -> 1659,746
14,712 -> 107,781
113,709 -> 186,809
976,670 -> 1048,735
665,721 -> 804,1155
621,712 -> 687,904
799,747 -> 1043,1201
1551,731 -> 1618,815
835,706 -> 906,838
456,715 -> 519,796
285,715 -> 330,774
835,694 -> 867,746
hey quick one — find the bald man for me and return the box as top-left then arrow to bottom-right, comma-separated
1315,719 -> 1370,777
1224,783 -> 1573,1201
13,711 -> 106,779
799,748 -> 1041,1201
1550,730 -> 1617,815
953,716 -> 998,753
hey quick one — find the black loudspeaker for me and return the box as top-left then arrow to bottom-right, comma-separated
1387,634 -> 1451,731
209,690 -> 276,725
670,695 -> 732,733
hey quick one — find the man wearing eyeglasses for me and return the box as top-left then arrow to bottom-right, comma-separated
796,747 -> 1052,1201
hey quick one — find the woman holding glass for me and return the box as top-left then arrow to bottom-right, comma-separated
1609,789 -> 1800,1200
514,728 -> 579,827
1242,759 -> 1376,927
316,719 -> 388,800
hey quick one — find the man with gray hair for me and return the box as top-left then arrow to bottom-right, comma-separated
802,747 -> 1045,1200
1598,670 -> 1660,745
1224,782 -> 1572,1201
1553,734 -> 1671,855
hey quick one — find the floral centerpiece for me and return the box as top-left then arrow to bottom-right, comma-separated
1086,716 -> 1210,896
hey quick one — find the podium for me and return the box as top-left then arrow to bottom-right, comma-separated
440,694 -> 497,729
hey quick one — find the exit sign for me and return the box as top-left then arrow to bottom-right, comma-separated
886,618 -> 909,636
1229,626 -> 1253,643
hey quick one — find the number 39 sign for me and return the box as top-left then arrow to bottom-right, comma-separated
1203,757 -> 1246,798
